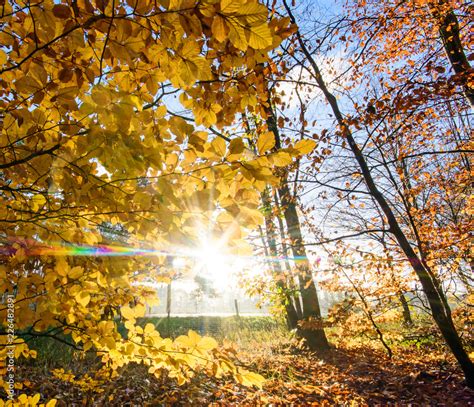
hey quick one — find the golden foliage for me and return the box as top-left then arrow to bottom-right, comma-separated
0,0 -> 298,397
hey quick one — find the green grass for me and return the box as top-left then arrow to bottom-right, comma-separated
138,315 -> 287,344
25,335 -> 75,370
24,334 -> 102,374
27,316 -> 287,369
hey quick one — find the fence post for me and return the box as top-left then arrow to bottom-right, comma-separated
234,299 -> 240,319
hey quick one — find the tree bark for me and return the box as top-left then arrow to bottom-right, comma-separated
273,190 -> 304,319
261,189 -> 299,329
282,0 -> 473,387
399,292 -> 413,326
429,0 -> 474,108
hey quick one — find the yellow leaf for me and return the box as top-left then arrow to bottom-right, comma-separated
166,153 -> 179,170
30,393 -> 41,405
257,132 -> 275,154
103,336 -> 116,350
31,194 -> 46,211
15,76 -> 42,94
217,210 -> 234,223
176,330 -> 201,348
227,18 -> 247,51
211,15 -> 227,43
68,266 -> 83,280
178,59 -> 199,86
188,329 -> 200,345
238,370 -> 266,388
0,49 -> 7,65
235,1 -> 267,22
294,139 -> 317,155
220,0 -> 243,13
239,206 -> 263,226
240,93 -> 257,108
198,336 -> 218,351
91,86 -> 111,106
227,138 -> 245,161
177,373 -> 186,385
270,151 -> 292,167
211,137 -> 226,157
121,305 -> 135,320
46,399 -> 58,407
55,257 -> 69,277
134,303 -> 146,318
248,23 -> 272,49
155,105 -> 167,118
76,292 -> 90,307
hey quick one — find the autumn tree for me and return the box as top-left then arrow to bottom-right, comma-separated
274,0 -> 473,387
0,0 -> 312,399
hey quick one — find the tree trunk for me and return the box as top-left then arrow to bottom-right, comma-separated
273,190 -> 304,319
261,189 -> 299,329
399,292 -> 413,326
264,106 -> 329,350
282,0 -> 473,387
429,0 -> 474,108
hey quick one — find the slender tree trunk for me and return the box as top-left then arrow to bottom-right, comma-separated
264,106 -> 329,350
261,189 -> 299,329
273,190 -> 304,319
282,0 -> 473,387
292,282 -> 304,320
399,292 -> 413,326
458,264 -> 473,293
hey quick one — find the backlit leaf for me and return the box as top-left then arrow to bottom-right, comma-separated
257,132 -> 275,154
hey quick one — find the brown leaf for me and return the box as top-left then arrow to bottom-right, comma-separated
52,4 -> 72,19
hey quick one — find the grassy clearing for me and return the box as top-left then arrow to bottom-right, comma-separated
139,315 -> 287,345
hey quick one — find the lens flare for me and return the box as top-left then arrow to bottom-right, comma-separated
0,239 -> 308,264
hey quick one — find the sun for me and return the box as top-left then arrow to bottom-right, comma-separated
167,218 -> 263,290
194,237 -> 235,289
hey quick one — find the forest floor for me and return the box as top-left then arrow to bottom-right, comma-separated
6,317 -> 474,405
